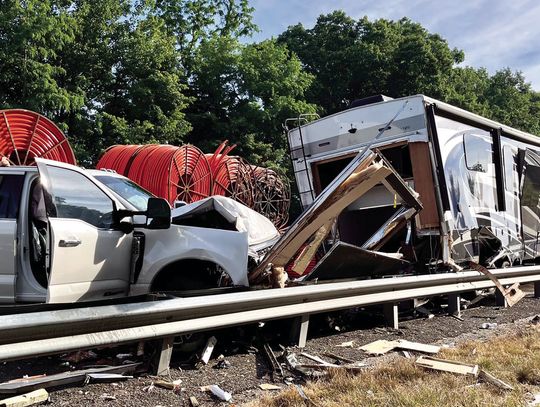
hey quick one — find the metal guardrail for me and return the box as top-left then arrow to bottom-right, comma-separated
1,266 -> 540,361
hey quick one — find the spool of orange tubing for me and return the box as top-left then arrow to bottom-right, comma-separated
0,109 -> 76,165
126,144 -> 213,205
212,155 -> 254,207
96,144 -> 144,175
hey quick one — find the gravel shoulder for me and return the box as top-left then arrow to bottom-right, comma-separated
1,289 -> 539,406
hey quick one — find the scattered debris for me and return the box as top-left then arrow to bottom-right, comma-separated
101,394 -> 116,401
209,385 -> 232,402
321,352 -> 356,364
528,393 -> 540,406
0,364 -> 140,395
0,389 -> 48,407
480,323 -> 498,329
360,339 -> 397,355
396,340 -> 440,354
360,339 -> 439,355
297,364 -> 365,373
299,352 -> 337,367
416,306 -> 435,319
154,379 -> 183,392
336,341 -> 355,348
263,344 -> 284,379
451,314 -> 464,322
62,350 -> 97,363
415,356 -> 479,376
402,350 -> 412,359
85,373 -> 132,384
478,370 -> 514,391
189,396 -> 200,407
258,384 -> 281,391
469,262 -> 526,307
201,336 -> 217,365
530,315 -> 540,325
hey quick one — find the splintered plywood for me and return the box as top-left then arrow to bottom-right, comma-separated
416,356 -> 479,376
409,142 -> 439,229
396,340 -> 440,354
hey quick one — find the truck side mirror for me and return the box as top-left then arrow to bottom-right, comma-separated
146,197 -> 171,229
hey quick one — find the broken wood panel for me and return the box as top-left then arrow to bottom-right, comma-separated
409,142 -> 440,229
360,339 -> 398,355
290,221 -> 333,276
415,356 -> 478,376
0,389 -> 48,407
250,150 -> 386,280
396,340 -> 440,354
0,364 -> 139,395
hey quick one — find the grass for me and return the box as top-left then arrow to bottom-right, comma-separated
247,325 -> 540,407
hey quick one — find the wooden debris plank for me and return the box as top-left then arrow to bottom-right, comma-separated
201,336 -> 217,365
415,356 -> 478,376
479,370 -> 514,391
396,340 -> 440,354
0,389 -> 48,407
299,352 -> 337,367
259,384 -> 281,391
297,364 -> 365,373
189,396 -> 199,406
321,352 -> 356,364
360,339 -> 398,355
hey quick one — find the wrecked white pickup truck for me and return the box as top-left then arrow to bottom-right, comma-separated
0,158 -> 277,304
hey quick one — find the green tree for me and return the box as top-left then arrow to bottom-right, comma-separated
278,11 -> 464,114
186,37 -> 317,169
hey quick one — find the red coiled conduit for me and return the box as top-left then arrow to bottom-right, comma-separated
96,144 -> 144,175
120,144 -> 212,205
0,109 -> 76,165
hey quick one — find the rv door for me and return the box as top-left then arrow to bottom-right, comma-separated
36,159 -> 133,303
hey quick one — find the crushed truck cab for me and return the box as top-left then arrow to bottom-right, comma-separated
0,158 -> 249,304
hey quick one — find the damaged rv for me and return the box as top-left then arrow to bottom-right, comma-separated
254,95 -> 540,283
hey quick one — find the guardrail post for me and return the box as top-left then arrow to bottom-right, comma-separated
535,282 -> 540,298
384,303 -> 399,329
151,336 -> 175,376
290,314 -> 310,348
448,293 -> 461,317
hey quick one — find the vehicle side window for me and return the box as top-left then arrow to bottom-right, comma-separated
0,174 -> 24,219
464,133 -> 492,173
503,145 -> 517,194
45,167 -> 115,228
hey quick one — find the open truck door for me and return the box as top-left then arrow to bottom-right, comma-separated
35,158 -> 133,303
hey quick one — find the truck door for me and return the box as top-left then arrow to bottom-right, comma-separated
36,159 -> 133,303
0,172 -> 25,303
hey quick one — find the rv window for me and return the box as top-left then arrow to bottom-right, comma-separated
464,133 -> 492,173
503,145 -> 517,194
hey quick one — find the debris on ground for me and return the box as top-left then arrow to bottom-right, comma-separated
0,388 -> 48,407
85,373 -> 132,384
478,370 -> 514,391
480,323 -> 498,329
335,341 -> 355,348
258,384 -> 281,391
415,356 -> 479,376
209,385 -> 232,402
154,379 -> 182,392
360,339 -> 439,355
0,364 -> 140,395
201,336 -> 217,365
189,396 -> 200,406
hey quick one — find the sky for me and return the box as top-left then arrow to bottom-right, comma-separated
249,0 -> 540,90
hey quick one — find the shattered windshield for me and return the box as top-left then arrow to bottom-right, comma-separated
94,174 -> 153,211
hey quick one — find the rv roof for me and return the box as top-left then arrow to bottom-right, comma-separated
290,94 -> 540,149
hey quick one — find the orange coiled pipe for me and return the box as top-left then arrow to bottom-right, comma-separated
96,144 -> 144,175
0,109 -> 76,165
126,144 -> 212,205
